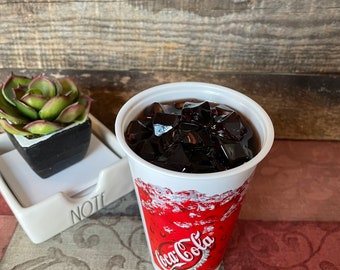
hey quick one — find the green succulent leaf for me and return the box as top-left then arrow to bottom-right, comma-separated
0,73 -> 92,135
58,77 -> 79,101
39,95 -> 73,120
2,87 -> 16,106
52,78 -> 63,94
0,119 -> 31,136
21,93 -> 48,110
2,73 -> 31,106
0,90 -> 29,124
55,102 -> 85,123
13,85 -> 27,100
23,120 -> 63,135
76,95 -> 92,122
28,75 -> 56,98
27,88 -> 43,95
14,99 -> 39,120
0,108 -> 29,125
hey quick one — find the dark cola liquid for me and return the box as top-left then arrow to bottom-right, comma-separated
125,99 -> 260,173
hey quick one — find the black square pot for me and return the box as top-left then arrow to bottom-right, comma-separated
7,119 -> 92,179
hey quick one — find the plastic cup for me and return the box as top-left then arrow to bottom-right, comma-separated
115,82 -> 274,270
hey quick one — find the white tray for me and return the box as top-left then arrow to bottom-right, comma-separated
0,115 -> 134,244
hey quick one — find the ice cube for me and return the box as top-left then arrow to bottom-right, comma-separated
125,120 -> 152,142
181,101 -> 211,124
144,102 -> 165,118
153,113 -> 180,137
220,141 -> 251,168
215,112 -> 247,141
154,143 -> 191,172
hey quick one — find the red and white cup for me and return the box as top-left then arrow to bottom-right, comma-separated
115,82 -> 274,270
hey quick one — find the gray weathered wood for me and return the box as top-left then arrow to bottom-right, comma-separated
0,0 -> 339,73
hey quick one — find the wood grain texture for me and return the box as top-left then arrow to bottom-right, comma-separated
0,0 -> 339,73
1,69 -> 338,140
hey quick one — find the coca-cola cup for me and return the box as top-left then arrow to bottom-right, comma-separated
115,82 -> 274,270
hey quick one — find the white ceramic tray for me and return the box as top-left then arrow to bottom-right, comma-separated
0,115 -> 134,244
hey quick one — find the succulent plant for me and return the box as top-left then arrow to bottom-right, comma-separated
0,73 -> 92,137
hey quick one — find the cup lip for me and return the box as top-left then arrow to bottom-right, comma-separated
115,82 -> 274,180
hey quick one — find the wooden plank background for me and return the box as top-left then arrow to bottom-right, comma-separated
0,0 -> 339,74
0,1 -> 339,140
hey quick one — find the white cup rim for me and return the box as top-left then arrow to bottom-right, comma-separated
115,82 -> 274,180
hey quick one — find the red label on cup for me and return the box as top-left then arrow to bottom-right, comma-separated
155,230 -> 215,269
135,178 -> 249,270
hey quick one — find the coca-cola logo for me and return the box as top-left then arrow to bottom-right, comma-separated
154,231 -> 215,270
